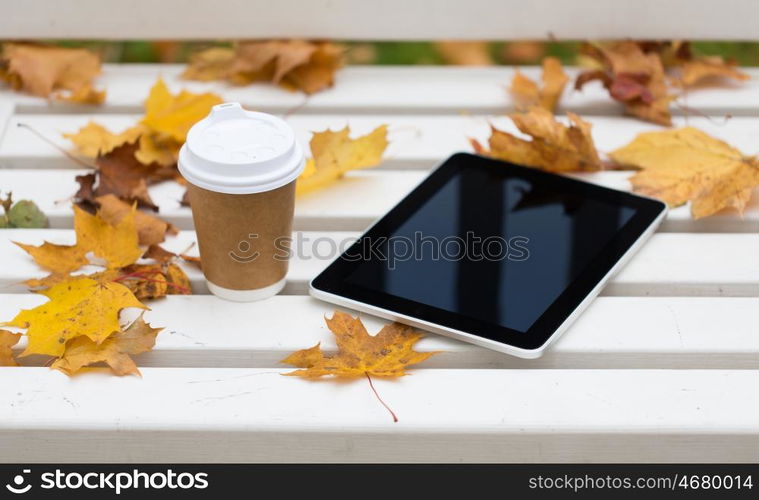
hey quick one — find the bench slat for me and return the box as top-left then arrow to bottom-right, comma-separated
5,65 -> 759,116
2,367 -> 758,462
4,0 -> 759,41
3,294 -> 758,370
1,230 -> 759,297
0,169 -> 757,233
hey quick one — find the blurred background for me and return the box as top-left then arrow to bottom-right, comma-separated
48,40 -> 759,66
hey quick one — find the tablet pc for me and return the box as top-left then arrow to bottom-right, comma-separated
310,153 -> 667,358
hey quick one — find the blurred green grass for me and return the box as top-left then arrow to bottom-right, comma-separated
52,40 -> 759,66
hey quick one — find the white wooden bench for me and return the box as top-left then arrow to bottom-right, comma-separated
2,0 -> 759,463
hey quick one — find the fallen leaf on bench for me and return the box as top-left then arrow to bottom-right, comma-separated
282,311 -> 438,378
64,122 -> 142,158
0,330 -> 21,367
75,205 -> 143,269
610,127 -> 759,218
141,78 -> 223,144
143,244 -> 178,264
7,204 -> 183,375
676,57 -> 749,87
575,41 -> 674,126
96,194 -> 177,247
16,204 -> 142,275
470,107 -> 602,172
297,125 -> 388,195
103,262 -> 192,299
283,311 -> 439,422
2,276 -> 146,358
643,41 -> 749,88
66,79 -> 221,168
183,40 -> 344,94
0,43 -> 106,104
510,57 -> 568,112
51,314 -> 162,376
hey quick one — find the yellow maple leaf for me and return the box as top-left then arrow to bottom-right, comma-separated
610,127 -> 759,218
64,122 -> 142,158
2,276 -> 146,357
297,125 -> 389,195
74,205 -> 143,269
51,314 -> 162,376
510,57 -> 568,112
0,330 -> 21,367
135,132 -> 182,166
471,107 -> 602,172
14,241 -> 88,276
141,78 -> 223,143
16,204 -> 142,275
282,311 -> 438,378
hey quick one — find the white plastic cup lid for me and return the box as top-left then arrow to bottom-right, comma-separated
178,102 -> 305,194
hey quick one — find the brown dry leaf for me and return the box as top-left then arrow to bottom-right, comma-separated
0,330 -> 21,367
185,40 -> 343,94
51,314 -> 162,376
510,57 -> 568,112
64,122 -> 142,158
297,125 -> 389,195
96,144 -> 156,209
87,143 -> 181,210
142,244 -> 177,264
1,276 -> 146,357
96,194 -> 176,247
109,263 -> 191,299
181,47 -> 236,81
575,41 -> 674,125
471,107 -> 602,173
677,56 -> 749,87
0,43 -> 105,103
610,127 -> 759,218
435,41 -> 494,65
282,311 -> 438,378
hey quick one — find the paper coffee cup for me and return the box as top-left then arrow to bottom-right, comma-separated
178,103 -> 305,302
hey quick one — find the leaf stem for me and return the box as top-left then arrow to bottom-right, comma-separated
16,122 -> 97,169
365,371 -> 398,423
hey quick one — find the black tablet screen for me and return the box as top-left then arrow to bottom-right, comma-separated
312,154 -> 665,350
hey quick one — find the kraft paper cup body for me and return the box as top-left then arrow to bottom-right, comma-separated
178,103 -> 305,302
